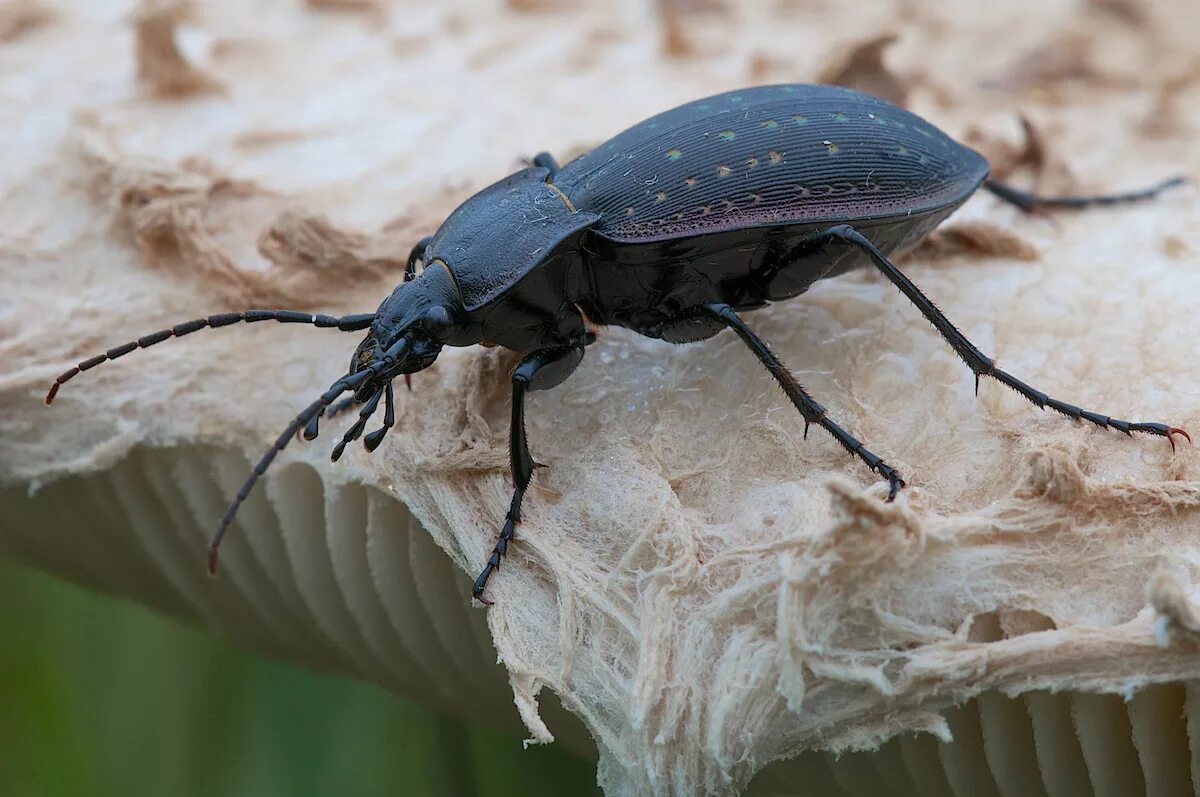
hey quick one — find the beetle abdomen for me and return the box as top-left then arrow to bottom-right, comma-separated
556,85 -> 989,244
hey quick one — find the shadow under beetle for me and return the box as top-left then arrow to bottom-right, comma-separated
46,84 -> 1189,604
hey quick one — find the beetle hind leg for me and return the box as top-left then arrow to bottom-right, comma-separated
698,303 -> 906,500
804,224 -> 1190,451
984,176 -> 1185,213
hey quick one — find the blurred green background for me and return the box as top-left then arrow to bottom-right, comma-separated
0,560 -> 600,797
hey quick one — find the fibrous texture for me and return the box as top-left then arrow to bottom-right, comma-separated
2,1 -> 1200,795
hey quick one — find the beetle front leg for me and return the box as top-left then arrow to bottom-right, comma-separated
801,224 -> 1190,449
699,303 -> 906,500
473,342 -> 587,604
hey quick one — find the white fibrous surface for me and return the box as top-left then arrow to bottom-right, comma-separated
3,1 -> 1200,795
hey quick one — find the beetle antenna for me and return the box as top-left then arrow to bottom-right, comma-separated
207,336 -> 411,575
331,387 -> 384,461
208,368 -> 368,575
45,310 -> 375,405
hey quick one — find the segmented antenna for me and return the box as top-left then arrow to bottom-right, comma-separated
45,310 -> 375,404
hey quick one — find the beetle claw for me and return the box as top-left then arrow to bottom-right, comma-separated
880,466 -> 906,502
1167,426 -> 1191,453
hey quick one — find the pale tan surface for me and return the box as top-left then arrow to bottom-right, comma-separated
3,1 -> 1200,795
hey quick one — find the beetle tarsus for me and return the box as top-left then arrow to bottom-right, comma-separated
882,467 -> 906,502
474,514 -> 518,606
989,368 -> 1189,450
1133,424 -> 1191,453
698,302 -> 907,502
807,223 -> 1191,458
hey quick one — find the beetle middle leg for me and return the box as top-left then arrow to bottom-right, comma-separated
696,303 -> 906,500
473,342 -> 587,604
799,224 -> 1190,449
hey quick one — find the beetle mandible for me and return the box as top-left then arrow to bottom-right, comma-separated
46,84 -> 1188,603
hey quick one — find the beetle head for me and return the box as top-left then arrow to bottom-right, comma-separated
350,260 -> 467,398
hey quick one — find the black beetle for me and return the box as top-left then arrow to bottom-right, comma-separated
47,84 -> 1187,603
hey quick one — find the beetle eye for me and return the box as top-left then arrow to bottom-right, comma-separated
423,306 -> 454,338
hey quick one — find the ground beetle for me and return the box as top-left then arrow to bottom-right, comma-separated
47,84 -> 1188,603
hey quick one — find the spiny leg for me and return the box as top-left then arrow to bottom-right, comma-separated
45,309 -> 374,404
801,224 -> 1190,448
699,303 -> 905,499
473,343 -> 586,604
984,176 -> 1184,213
